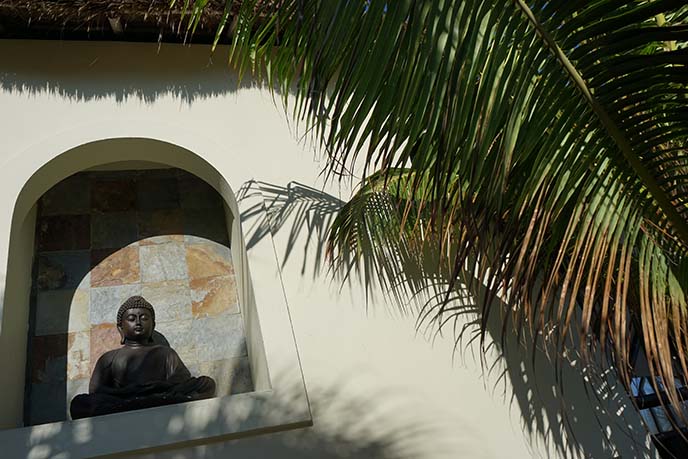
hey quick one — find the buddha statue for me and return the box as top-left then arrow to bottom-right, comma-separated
70,296 -> 216,420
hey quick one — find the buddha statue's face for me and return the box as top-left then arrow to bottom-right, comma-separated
118,307 -> 155,345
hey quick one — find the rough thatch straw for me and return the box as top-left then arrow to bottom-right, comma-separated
0,1 -> 243,41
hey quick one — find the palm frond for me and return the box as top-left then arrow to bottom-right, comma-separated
188,0 -> 688,440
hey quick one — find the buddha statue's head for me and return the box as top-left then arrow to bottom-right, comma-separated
117,296 -> 156,346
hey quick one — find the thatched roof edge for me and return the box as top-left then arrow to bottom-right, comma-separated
0,1 -> 242,43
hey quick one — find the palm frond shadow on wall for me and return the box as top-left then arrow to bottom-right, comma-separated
238,180 -> 653,458
202,1 -> 688,453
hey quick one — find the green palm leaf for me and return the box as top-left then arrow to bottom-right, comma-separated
186,0 -> 688,437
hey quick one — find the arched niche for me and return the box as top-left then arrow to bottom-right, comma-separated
1,138 -> 271,428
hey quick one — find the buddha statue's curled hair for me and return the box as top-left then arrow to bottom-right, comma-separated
116,295 -> 156,327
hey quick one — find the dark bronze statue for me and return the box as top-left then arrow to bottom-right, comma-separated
70,296 -> 216,420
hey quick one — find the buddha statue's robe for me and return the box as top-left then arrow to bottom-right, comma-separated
70,344 -> 215,420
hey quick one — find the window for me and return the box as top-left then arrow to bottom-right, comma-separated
631,364 -> 688,457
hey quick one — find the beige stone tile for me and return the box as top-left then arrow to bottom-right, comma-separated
139,235 -> 184,245
138,210 -> 184,245
67,331 -> 90,381
142,280 -> 192,322
28,382 -> 67,425
178,175 -> 223,210
192,315 -> 247,361
40,173 -> 90,216
155,319 -> 196,363
140,242 -> 188,283
35,289 -> 90,336
91,178 -> 136,213
36,215 -> 91,252
30,333 -> 67,384
90,284 -> 142,325
137,177 -> 180,210
91,211 -> 138,249
36,251 -> 90,291
183,209 -> 229,245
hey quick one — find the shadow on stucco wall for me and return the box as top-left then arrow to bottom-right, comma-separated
23,375 -> 444,459
242,180 -> 657,459
0,40 -> 251,103
241,181 -> 344,278
132,379 -> 453,459
456,277 -> 653,459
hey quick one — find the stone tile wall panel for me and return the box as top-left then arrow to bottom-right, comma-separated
25,168 -> 252,426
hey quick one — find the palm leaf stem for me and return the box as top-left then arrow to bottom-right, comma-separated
514,0 -> 688,246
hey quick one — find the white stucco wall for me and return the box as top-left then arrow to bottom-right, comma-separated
0,40 -> 657,459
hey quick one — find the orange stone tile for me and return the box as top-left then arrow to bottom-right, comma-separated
186,243 -> 233,281
89,323 -> 121,374
90,247 -> 141,287
190,275 -> 238,318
